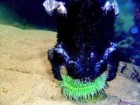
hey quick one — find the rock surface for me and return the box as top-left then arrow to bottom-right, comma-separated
118,62 -> 140,83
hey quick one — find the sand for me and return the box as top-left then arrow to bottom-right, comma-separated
0,24 -> 140,105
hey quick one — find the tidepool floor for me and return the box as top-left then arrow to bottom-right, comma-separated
0,24 -> 140,105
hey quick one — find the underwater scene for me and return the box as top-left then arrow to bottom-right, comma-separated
0,0 -> 140,105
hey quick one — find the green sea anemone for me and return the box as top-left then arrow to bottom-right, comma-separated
60,74 -> 107,102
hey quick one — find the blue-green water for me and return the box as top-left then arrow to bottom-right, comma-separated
0,0 -> 136,31
0,3 -> 29,29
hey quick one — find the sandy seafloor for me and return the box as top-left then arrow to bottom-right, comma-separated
0,24 -> 140,105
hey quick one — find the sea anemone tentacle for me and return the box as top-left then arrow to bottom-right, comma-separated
60,74 -> 107,102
